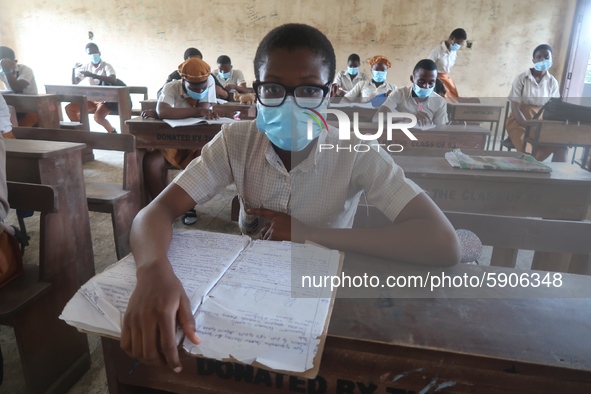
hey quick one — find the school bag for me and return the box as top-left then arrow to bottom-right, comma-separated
534,97 -> 591,124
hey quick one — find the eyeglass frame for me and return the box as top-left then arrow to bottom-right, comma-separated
252,81 -> 331,109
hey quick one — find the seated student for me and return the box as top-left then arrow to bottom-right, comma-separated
121,23 -> 461,372
428,28 -> 467,99
156,48 -> 228,100
375,59 -> 448,127
344,55 -> 396,104
0,46 -> 39,127
143,57 -> 218,224
333,53 -> 369,97
211,55 -> 249,93
506,44 -> 567,162
65,43 -> 118,133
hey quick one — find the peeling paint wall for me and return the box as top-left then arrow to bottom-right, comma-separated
0,0 -> 577,98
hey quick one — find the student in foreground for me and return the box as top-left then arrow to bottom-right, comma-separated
506,44 -> 566,162
122,23 -> 461,372
375,59 -> 448,126
428,28 -> 467,99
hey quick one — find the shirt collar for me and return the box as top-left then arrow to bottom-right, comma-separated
526,69 -> 551,83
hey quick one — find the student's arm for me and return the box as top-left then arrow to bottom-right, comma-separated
431,98 -> 448,125
121,184 -> 201,371
508,75 -> 527,126
250,193 -> 460,267
0,60 -> 29,93
224,70 -> 249,93
81,63 -> 117,85
343,81 -> 363,102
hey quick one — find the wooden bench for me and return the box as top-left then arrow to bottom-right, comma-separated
524,119 -> 591,158
1,181 -> 91,394
13,128 -> 141,259
45,84 -> 132,133
447,101 -> 504,150
53,93 -> 96,162
353,206 -> 591,274
2,93 -> 61,128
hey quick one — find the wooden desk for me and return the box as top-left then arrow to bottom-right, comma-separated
336,121 -> 491,153
447,102 -> 504,150
140,100 -> 257,119
101,253 -> 591,393
524,120 -> 591,157
45,84 -> 132,133
2,93 -> 61,128
4,139 -> 95,392
127,118 -> 224,204
392,151 -> 591,220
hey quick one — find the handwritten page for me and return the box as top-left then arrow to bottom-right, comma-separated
163,117 -> 235,128
61,229 -> 249,336
184,241 -> 341,373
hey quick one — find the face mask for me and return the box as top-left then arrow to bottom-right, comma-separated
412,84 -> 434,99
533,59 -> 552,72
219,71 -> 231,79
186,87 -> 208,101
450,43 -> 461,51
347,67 -> 359,76
256,96 -> 328,151
372,70 -> 387,83
90,54 -> 101,64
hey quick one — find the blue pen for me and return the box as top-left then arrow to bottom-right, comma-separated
128,359 -> 141,375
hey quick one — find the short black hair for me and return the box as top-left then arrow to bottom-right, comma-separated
347,53 -> 360,63
533,44 -> 553,58
450,28 -> 467,40
413,59 -> 438,75
0,46 -> 15,61
184,47 -> 203,60
85,43 -> 99,52
217,55 -> 231,65
254,23 -> 336,84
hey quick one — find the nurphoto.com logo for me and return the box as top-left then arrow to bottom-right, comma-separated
306,109 -> 419,153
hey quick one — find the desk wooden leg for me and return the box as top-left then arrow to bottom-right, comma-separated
531,252 -> 572,272
568,254 -> 591,275
136,149 -> 149,207
490,247 -> 518,268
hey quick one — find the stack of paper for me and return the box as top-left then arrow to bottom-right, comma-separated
61,229 -> 343,374
445,149 -> 552,172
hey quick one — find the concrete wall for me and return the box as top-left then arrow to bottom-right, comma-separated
0,0 -> 577,98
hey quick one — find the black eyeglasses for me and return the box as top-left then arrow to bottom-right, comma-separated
253,81 -> 330,109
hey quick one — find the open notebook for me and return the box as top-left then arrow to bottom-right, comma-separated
60,229 -> 343,377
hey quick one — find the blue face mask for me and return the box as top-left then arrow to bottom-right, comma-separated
450,43 -> 461,51
372,70 -> 387,83
347,67 -> 359,76
186,87 -> 208,101
90,53 -> 101,65
412,84 -> 435,99
219,71 -> 231,79
256,96 -> 328,151
533,59 -> 552,72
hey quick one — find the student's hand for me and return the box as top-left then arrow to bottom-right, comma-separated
121,264 -> 200,372
81,71 -> 95,78
0,58 -> 16,72
247,208 -> 312,242
195,107 -> 220,120
215,86 -> 229,100
415,111 -> 433,127
224,83 -> 238,91
141,109 -> 158,119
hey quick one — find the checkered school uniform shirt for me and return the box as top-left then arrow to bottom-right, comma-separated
174,120 -> 423,234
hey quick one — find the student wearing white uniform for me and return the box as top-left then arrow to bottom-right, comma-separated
121,24 -> 461,373
376,59 -> 447,126
65,43 -> 119,133
333,53 -> 369,97
0,46 -> 39,127
427,28 -> 467,99
345,55 -> 396,103
212,55 -> 248,94
144,58 -> 218,208
506,44 -> 565,162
